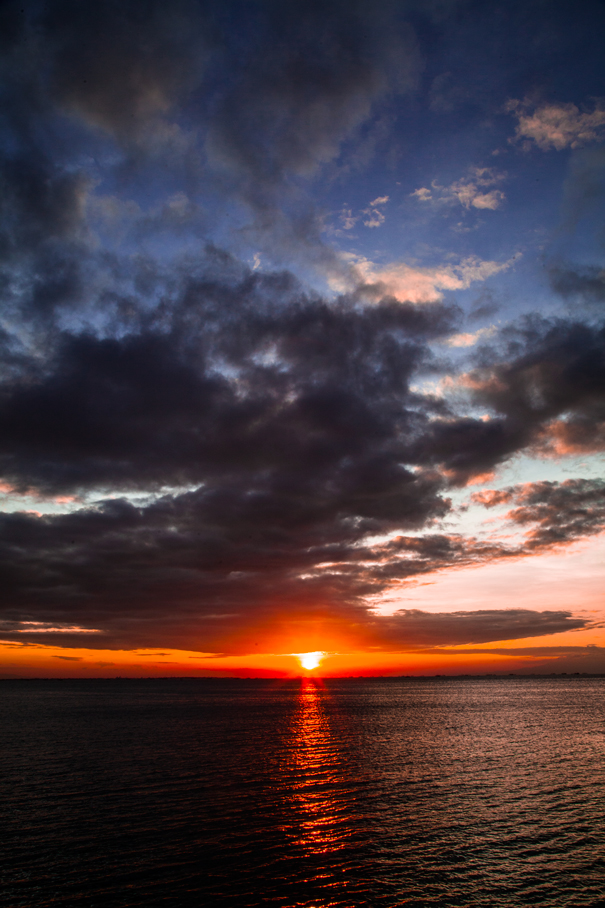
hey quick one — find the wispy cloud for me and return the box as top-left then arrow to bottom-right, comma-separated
362,195 -> 389,227
1,621 -> 102,634
335,195 -> 390,232
444,326 -> 497,347
338,207 -> 359,230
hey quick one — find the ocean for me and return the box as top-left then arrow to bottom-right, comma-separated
1,677 -> 604,907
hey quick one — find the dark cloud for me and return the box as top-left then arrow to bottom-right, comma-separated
0,478 -> 452,652
470,489 -> 513,508
201,0 -> 419,270
468,288 -> 501,321
415,317 -> 605,484
506,478 -> 605,548
0,475 -> 595,652
1,277 -> 603,652
45,0 -> 210,141
205,1 -> 418,190
417,645 -> 605,674
409,414 -> 526,486
474,318 -> 605,457
472,478 -> 605,549
0,252 -> 459,494
549,263 -> 605,306
375,608 -> 586,649
0,0 -> 420,285
560,146 -> 605,230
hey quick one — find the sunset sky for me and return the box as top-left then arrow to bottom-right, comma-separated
1,0 -> 604,677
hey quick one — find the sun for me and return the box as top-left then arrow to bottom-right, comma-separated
297,651 -> 324,671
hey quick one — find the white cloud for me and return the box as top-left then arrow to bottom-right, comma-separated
507,98 -> 605,150
333,195 -> 390,232
362,194 -> 389,228
362,208 -> 386,227
450,184 -> 504,210
339,207 -> 358,230
411,187 -> 432,201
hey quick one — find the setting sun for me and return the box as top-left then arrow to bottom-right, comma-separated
297,651 -> 324,671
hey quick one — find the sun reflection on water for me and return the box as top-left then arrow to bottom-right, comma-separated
289,678 -> 347,856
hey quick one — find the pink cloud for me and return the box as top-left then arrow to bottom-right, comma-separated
507,98 -> 605,150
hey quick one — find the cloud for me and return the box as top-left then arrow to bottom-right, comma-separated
0,0 -> 420,292
204,4 -> 418,196
0,422 -> 600,655
549,263 -> 605,305
333,195 -> 390,233
45,0 -> 210,142
470,489 -> 513,508
560,146 -> 605,228
429,316 -> 605,482
0,490 -> 592,654
414,645 -> 605,674
3,303 -> 601,652
535,417 -> 605,457
507,98 -> 605,150
0,249 -> 463,496
411,187 -> 432,201
362,195 -> 389,227
362,209 -> 386,228
338,207 -> 359,230
468,289 -> 501,322
375,608 -> 586,649
506,479 -> 605,549
0,621 -> 102,634
351,255 -> 516,303
411,168 -> 506,211
472,479 -> 605,549
444,326 -> 496,348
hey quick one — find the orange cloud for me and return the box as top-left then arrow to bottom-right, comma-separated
534,418 -> 605,456
471,489 -> 514,507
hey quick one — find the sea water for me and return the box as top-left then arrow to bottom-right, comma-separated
1,677 -> 604,906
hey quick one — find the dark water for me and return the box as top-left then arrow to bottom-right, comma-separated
1,678 -> 605,907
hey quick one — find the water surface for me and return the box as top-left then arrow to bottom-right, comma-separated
1,677 -> 604,906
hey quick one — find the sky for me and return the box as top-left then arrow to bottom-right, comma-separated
1,0 -> 604,677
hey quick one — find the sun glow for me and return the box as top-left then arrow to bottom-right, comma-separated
297,651 -> 324,671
